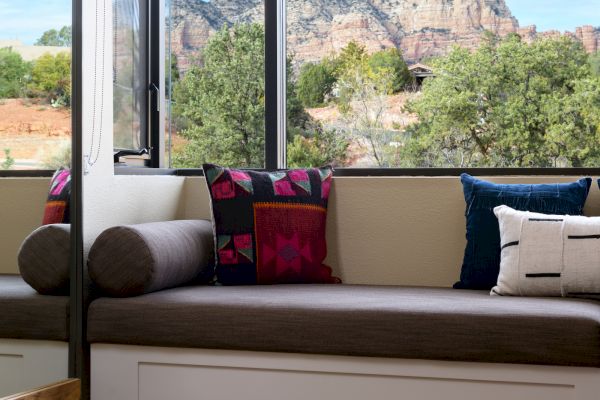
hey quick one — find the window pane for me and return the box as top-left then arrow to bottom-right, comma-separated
113,0 -> 146,150
166,0 -> 265,168
0,1 -> 71,170
286,0 -> 600,168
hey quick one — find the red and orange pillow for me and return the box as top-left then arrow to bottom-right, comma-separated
43,168 -> 71,225
203,164 -> 339,285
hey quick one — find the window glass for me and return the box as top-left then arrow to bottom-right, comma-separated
286,0 -> 600,168
113,0 -> 146,151
166,0 -> 265,168
0,0 -> 71,170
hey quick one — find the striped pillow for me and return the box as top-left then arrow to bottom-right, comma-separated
493,205 -> 600,298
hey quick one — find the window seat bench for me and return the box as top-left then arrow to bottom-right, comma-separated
0,275 -> 69,396
88,283 -> 600,400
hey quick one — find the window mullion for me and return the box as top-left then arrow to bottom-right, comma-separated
276,0 -> 287,169
264,0 -> 285,170
148,0 -> 163,167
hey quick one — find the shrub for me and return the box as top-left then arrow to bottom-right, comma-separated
0,48 -> 30,98
296,60 -> 337,108
30,52 -> 71,106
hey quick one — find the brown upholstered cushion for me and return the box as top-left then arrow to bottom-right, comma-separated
87,285 -> 600,367
0,275 -> 69,341
18,224 -> 70,295
88,220 -> 214,297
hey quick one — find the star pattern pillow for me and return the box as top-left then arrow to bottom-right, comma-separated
203,164 -> 340,285
42,168 -> 71,225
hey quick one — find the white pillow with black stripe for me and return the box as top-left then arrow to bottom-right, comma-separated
493,205 -> 600,298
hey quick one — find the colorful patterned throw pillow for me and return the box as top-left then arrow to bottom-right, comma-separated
42,168 -> 71,225
203,164 -> 340,285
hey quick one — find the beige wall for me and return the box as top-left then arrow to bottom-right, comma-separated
83,175 -> 185,253
180,176 -> 600,288
0,178 -> 50,274
3,175 -> 597,282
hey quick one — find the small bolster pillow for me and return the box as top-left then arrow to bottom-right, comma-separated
493,205 -> 600,298
88,220 -> 215,297
18,224 -> 70,295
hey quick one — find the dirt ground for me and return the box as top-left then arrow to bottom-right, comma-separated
0,99 -> 71,169
306,92 -> 420,166
306,92 -> 420,131
0,94 -> 418,169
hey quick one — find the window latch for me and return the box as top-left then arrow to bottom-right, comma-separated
149,83 -> 160,112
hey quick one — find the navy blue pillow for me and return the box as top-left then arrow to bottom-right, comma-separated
456,174 -> 591,290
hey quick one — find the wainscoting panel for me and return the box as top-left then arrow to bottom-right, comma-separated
92,344 -> 600,400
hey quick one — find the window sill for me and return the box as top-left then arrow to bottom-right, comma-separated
0,170 -> 55,178
174,168 -> 600,177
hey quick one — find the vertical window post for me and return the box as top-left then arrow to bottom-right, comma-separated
149,0 -> 164,167
69,0 -> 84,387
265,0 -> 286,169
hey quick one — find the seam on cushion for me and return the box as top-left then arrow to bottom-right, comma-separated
517,211 -> 526,297
560,218 -> 567,297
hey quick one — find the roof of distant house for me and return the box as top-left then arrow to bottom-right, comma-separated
409,63 -> 435,78
409,63 -> 433,72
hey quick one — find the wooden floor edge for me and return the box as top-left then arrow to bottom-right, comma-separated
1,379 -> 80,400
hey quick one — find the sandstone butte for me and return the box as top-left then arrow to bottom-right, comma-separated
167,0 -> 600,72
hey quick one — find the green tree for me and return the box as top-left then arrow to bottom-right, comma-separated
30,52 -> 71,106
0,48 -> 30,98
334,41 -> 368,78
368,48 -> 413,93
403,35 -> 598,167
286,56 -> 311,131
166,53 -> 180,99
173,23 -> 350,168
336,53 -> 395,166
173,24 -> 266,168
296,60 -> 337,108
35,26 -> 71,47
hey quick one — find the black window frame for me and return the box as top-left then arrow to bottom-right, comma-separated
109,0 -> 600,178
112,0 -> 155,164
148,0 -> 163,167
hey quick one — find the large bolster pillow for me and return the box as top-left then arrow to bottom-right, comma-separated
18,224 -> 70,295
88,220 -> 215,297
493,205 -> 600,298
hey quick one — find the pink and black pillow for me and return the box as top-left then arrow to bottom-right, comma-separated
42,168 -> 71,225
203,163 -> 340,285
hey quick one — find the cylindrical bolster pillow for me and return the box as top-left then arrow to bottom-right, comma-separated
18,224 -> 70,295
88,220 -> 215,297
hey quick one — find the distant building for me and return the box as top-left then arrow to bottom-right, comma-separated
0,40 -> 70,61
409,63 -> 435,87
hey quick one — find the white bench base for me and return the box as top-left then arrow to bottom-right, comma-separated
91,344 -> 600,400
0,339 -> 68,397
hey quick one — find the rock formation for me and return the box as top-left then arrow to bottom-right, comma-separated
575,25 -> 599,53
168,0 -> 600,72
